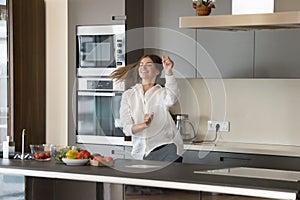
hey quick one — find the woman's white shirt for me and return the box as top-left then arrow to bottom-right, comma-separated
120,75 -> 183,160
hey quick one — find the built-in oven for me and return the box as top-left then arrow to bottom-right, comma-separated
76,24 -> 125,77
76,77 -> 126,144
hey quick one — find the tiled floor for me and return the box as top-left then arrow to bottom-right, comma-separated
126,189 -> 271,200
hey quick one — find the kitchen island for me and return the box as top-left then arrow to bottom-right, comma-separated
0,158 -> 299,200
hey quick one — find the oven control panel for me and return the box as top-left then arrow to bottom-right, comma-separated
78,78 -> 125,91
87,80 -> 113,90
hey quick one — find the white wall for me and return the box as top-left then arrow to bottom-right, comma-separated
45,0 -> 68,146
175,79 -> 300,147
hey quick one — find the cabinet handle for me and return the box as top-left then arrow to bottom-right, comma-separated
220,157 -> 251,162
112,15 -> 127,21
111,150 -> 124,156
78,91 -> 122,97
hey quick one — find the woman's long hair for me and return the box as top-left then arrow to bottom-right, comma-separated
110,55 -> 165,86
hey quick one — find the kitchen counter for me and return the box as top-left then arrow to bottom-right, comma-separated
183,142 -> 300,158
128,140 -> 300,158
0,158 -> 299,200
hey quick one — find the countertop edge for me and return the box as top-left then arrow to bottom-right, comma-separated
183,142 -> 300,158
0,159 -> 299,200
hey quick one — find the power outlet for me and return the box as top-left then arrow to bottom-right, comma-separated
207,121 -> 230,132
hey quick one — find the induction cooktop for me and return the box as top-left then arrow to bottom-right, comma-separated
194,167 -> 300,182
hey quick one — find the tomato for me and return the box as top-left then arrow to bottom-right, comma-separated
39,153 -> 45,159
45,152 -> 51,158
34,152 -> 40,159
77,150 -> 91,159
34,152 -> 51,159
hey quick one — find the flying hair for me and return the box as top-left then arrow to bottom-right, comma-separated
110,55 -> 164,86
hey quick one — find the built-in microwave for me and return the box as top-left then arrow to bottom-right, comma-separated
76,24 -> 125,77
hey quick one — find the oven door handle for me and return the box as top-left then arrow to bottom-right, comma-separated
78,91 -> 122,97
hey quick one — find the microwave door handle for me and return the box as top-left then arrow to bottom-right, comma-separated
78,91 -> 122,97
112,15 -> 127,21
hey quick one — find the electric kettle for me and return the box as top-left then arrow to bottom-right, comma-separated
175,114 -> 196,141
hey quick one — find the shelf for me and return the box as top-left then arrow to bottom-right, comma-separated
179,11 -> 300,31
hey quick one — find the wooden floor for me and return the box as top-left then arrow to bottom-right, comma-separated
126,189 -> 271,200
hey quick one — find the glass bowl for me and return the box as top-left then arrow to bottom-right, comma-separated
51,145 -> 69,163
30,144 -> 52,161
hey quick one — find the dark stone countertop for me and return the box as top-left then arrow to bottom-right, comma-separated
0,158 -> 299,199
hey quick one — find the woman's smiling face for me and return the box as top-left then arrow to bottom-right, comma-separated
138,57 -> 160,82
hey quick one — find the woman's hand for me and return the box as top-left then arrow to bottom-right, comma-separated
162,56 -> 174,76
131,113 -> 154,134
144,113 -> 154,127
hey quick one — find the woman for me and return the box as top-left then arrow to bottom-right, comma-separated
111,55 -> 183,162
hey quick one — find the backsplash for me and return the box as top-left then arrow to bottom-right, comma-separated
172,78 -> 300,147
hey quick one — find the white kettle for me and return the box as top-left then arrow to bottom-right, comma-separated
175,114 -> 196,141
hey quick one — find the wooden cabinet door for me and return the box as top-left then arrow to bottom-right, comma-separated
26,177 -> 102,200
9,0 -> 46,152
